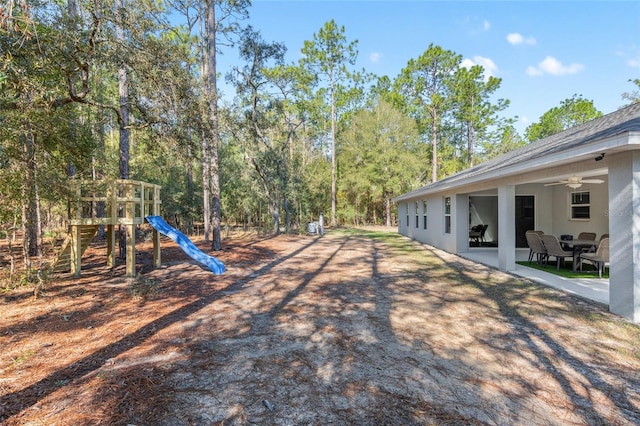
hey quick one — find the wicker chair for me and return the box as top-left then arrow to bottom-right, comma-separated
579,238 -> 609,278
577,232 -> 596,240
525,231 -> 547,264
541,234 -> 574,270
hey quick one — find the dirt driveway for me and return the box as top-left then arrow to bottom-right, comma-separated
1,228 -> 639,425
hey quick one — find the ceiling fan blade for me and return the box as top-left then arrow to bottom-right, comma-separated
580,179 -> 604,184
544,182 -> 568,186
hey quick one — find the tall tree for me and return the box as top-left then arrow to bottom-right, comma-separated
478,122 -> 526,161
395,44 -> 461,183
228,27 -> 288,234
301,19 -> 358,227
340,100 -> 422,226
201,0 -> 249,250
451,64 -> 508,167
525,94 -> 602,142
0,0 -> 96,277
115,0 -> 130,180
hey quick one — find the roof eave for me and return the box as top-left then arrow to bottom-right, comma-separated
392,130 -> 639,203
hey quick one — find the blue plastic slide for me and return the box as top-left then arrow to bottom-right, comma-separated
145,215 -> 226,275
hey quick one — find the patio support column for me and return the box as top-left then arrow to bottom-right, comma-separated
498,184 -> 516,272
455,194 -> 470,253
608,151 -> 640,323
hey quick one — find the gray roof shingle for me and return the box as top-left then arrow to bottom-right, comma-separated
394,102 -> 640,201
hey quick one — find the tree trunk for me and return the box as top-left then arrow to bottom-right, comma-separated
385,195 -> 391,227
116,0 -> 129,260
117,71 -> 130,179
284,197 -> 291,233
92,114 -> 106,237
205,0 -> 222,250
467,121 -> 475,167
330,80 -> 337,227
201,126 -> 211,241
269,198 -> 280,235
66,0 -> 80,179
186,142 -> 194,233
116,0 -> 129,180
431,109 -> 438,183
21,129 -> 38,266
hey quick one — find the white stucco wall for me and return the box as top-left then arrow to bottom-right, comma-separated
550,176 -> 609,239
396,181 -> 603,262
515,184 -> 554,234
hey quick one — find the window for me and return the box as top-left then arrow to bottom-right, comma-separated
423,200 -> 428,229
570,191 -> 590,220
415,201 -> 419,228
406,203 -> 409,226
444,197 -> 451,234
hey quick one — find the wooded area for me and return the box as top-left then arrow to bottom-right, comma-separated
1,1 -> 635,287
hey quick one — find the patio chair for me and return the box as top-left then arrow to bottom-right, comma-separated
469,224 -> 483,245
525,231 -> 547,264
576,232 -> 597,254
479,224 -> 489,243
585,233 -> 609,253
541,234 -> 574,270
577,232 -> 597,240
579,238 -> 609,278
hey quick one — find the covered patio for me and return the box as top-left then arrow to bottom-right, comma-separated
394,103 -> 640,322
460,249 -> 609,305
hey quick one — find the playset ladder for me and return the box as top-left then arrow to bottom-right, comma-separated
52,225 -> 100,274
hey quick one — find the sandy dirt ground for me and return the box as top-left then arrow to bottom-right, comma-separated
1,227 -> 639,425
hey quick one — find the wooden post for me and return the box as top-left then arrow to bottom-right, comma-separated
125,182 -> 136,277
126,224 -> 135,277
106,225 -> 115,268
71,225 -> 81,277
152,184 -> 161,268
153,228 -> 161,268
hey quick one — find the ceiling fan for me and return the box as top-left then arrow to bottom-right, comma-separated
544,175 -> 604,189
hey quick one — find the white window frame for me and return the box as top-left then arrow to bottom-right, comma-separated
422,200 -> 428,230
406,202 -> 410,226
444,196 -> 451,234
570,191 -> 590,221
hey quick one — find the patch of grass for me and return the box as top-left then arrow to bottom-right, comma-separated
130,276 -> 160,297
12,349 -> 35,366
517,260 -> 609,279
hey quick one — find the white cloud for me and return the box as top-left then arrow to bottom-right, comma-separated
460,16 -> 491,34
461,56 -> 498,81
526,56 -> 584,76
627,56 -> 640,68
461,58 -> 474,69
369,52 -> 383,63
614,45 -> 640,68
507,32 -> 536,46
525,65 -> 543,77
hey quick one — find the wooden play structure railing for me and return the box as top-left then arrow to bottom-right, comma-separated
53,179 -> 162,277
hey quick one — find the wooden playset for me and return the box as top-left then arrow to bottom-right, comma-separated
53,179 -> 162,277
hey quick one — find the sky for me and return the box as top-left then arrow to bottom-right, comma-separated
216,0 -> 640,134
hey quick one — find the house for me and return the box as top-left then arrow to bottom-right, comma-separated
393,102 -> 640,322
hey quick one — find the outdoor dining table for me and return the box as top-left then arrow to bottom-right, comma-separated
562,239 -> 599,271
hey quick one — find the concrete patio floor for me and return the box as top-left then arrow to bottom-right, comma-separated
459,249 -> 609,305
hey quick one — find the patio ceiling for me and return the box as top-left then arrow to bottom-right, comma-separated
529,167 -> 608,186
